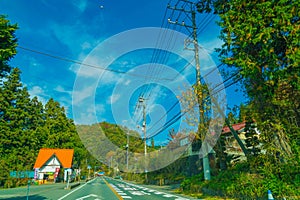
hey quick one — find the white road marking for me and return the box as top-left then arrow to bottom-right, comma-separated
111,179 -> 193,199
110,183 -> 132,199
154,191 -> 164,194
163,194 -> 176,197
147,189 -> 156,192
58,179 -> 96,200
75,194 -> 98,200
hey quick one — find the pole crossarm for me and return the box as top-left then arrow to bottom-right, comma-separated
168,19 -> 194,28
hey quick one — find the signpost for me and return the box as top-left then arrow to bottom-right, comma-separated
66,171 -> 71,189
26,180 -> 31,200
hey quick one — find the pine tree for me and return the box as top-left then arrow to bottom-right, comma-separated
0,68 -> 40,175
0,15 -> 18,77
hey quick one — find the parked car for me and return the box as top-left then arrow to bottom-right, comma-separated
97,171 -> 105,176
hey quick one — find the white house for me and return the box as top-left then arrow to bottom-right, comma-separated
33,148 -> 74,183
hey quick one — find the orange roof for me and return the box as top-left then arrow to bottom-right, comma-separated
34,148 -> 74,169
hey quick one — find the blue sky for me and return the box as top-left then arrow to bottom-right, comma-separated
1,0 -> 247,145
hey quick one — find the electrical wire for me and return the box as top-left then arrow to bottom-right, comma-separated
17,46 -> 176,82
134,0 -> 231,139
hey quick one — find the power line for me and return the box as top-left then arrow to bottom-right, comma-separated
141,3 -> 188,100
133,1 -> 190,125
17,46 -> 177,81
134,0 -> 214,125
136,0 -> 228,140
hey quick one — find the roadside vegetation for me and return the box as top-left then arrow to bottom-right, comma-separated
177,0 -> 300,199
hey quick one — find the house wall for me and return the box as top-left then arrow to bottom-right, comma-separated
39,156 -> 61,173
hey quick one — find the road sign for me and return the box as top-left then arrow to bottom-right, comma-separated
10,171 -> 34,178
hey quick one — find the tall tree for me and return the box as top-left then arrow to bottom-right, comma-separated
197,0 -> 299,159
0,68 -> 40,175
43,98 -> 86,165
0,15 -> 18,77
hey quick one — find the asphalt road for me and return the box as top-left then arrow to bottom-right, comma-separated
0,177 -> 199,200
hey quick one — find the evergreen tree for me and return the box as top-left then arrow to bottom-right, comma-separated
196,0 -> 299,159
43,98 -> 86,165
0,15 -> 18,77
0,68 -> 40,177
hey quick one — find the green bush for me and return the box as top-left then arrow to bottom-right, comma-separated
180,162 -> 300,199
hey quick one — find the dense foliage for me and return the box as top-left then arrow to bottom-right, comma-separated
0,15 -> 17,77
196,0 -> 300,153
178,0 -> 300,198
0,69 -> 88,187
180,161 -> 299,199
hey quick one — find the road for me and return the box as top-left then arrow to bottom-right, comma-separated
0,177 -> 199,200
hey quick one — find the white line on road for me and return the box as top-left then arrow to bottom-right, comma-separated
75,194 -> 99,200
112,179 -> 194,200
57,179 -> 96,200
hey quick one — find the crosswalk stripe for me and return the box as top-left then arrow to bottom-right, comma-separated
121,196 -> 132,199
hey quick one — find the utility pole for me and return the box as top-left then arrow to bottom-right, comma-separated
167,0 -> 211,180
138,97 -> 148,182
126,130 -> 129,170
167,0 -> 249,181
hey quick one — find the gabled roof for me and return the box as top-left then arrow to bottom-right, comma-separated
34,148 -> 74,169
222,122 -> 246,134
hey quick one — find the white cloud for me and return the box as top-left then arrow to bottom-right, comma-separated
81,41 -> 92,50
69,52 -> 120,86
49,20 -> 105,58
28,86 -> 48,105
72,84 -> 95,105
107,94 -> 121,105
54,85 -> 72,95
95,104 -> 105,113
72,103 -> 106,125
